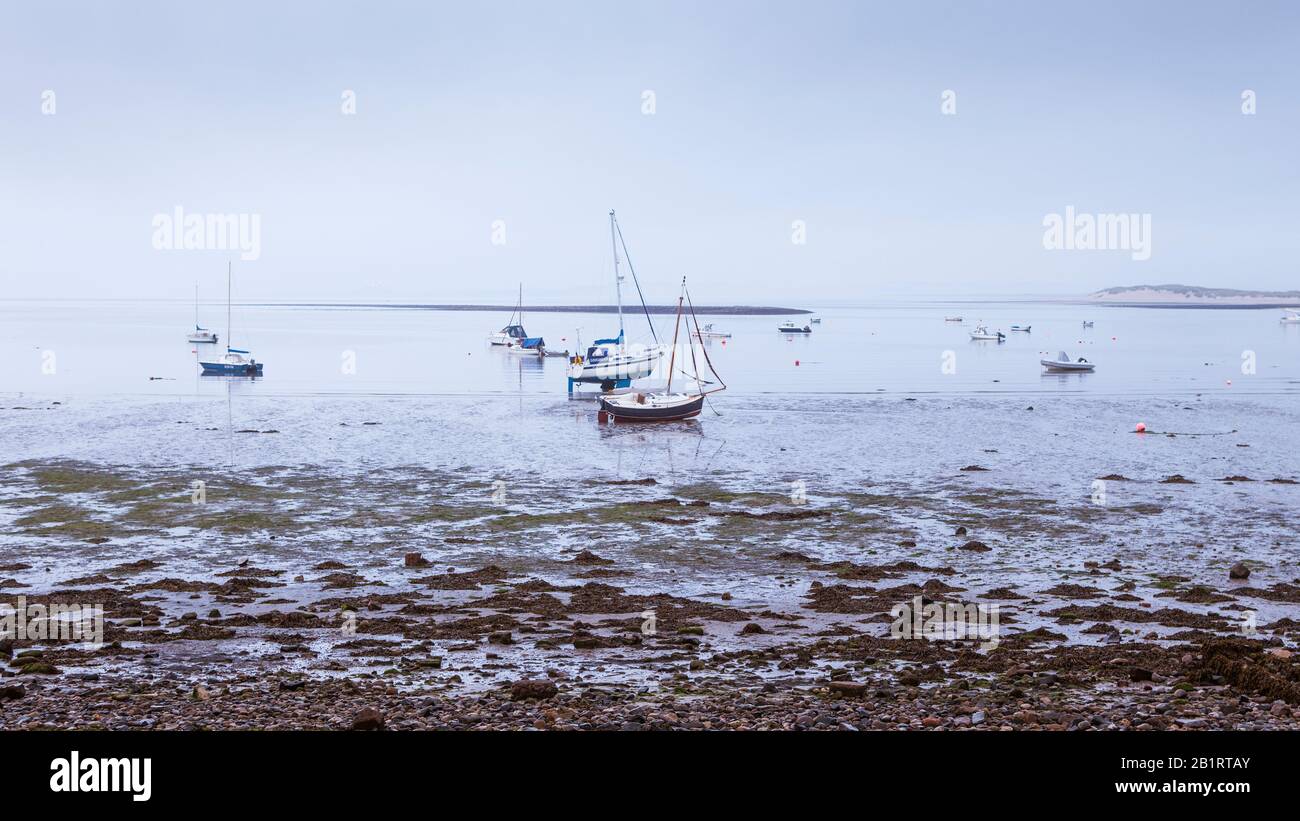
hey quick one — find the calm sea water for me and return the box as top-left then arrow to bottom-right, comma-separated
1,299 -> 1297,653
1,299 -> 1297,397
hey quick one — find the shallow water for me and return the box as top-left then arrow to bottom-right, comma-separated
1,300 -> 1297,688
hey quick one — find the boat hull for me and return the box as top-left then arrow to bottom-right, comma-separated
200,362 -> 264,375
1041,361 -> 1094,371
778,326 -> 811,334
598,393 -> 704,422
567,349 -> 661,383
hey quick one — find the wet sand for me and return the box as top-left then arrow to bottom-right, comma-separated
2,444 -> 1298,730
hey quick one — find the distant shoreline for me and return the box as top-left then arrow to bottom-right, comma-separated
253,303 -> 812,316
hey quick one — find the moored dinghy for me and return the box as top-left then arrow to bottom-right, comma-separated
969,325 -> 1005,341
1041,351 -> 1095,372
599,277 -> 725,422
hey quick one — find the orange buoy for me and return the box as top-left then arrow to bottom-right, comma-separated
1135,422 -> 1147,432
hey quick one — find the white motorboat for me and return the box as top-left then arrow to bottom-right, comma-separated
970,326 -> 1005,341
778,322 -> 812,334
691,323 -> 731,340
1041,351 -> 1095,372
944,316 -> 963,322
567,210 -> 665,392
1281,309 -> 1300,324
1081,320 -> 1095,328
1010,324 -> 1031,333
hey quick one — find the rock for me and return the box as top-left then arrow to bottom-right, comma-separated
922,716 -> 942,727
488,631 -> 513,645
350,707 -> 385,731
193,685 -> 211,701
954,526 -> 967,536
957,540 -> 991,552
740,622 -> 766,635
1265,648 -> 1292,660
828,682 -> 867,699
1129,667 -> 1154,682
0,639 -> 12,659
898,674 -> 921,687
207,609 -> 221,618
971,710 -> 986,725
510,679 -> 558,701
180,612 -> 197,621
16,662 -> 59,675
0,684 -> 25,700
1228,562 -> 1250,580
404,552 -> 430,568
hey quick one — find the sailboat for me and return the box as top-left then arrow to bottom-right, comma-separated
567,210 -> 665,393
598,277 -> 725,422
186,284 -> 219,344
489,285 -> 530,346
1280,309 -> 1300,324
199,262 -> 264,376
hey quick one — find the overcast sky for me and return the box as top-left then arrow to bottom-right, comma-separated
2,0 -> 1297,304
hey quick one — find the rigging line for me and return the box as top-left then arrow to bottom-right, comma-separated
614,220 -> 659,345
684,284 -> 727,392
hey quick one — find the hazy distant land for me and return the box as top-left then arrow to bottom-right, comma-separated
1086,284 -> 1300,308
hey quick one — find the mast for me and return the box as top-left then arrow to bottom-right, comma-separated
609,210 -> 624,348
195,283 -> 199,327
518,282 -> 523,329
666,278 -> 684,394
226,261 -> 232,351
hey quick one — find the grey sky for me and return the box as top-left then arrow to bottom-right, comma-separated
2,0 -> 1297,304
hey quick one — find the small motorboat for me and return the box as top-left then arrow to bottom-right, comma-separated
1081,320 -> 1095,328
778,322 -> 812,334
691,323 -> 731,340
1010,325 -> 1031,333
970,326 -> 1005,342
505,336 -> 547,355
810,317 -> 822,324
1280,309 -> 1300,324
944,316 -> 963,322
1041,351 -> 1095,372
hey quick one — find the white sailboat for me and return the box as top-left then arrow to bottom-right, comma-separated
1281,309 -> 1300,324
186,284 -> 219,344
567,210 -> 664,393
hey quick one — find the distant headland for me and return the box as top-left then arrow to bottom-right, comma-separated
1085,284 -> 1300,308
260,303 -> 812,315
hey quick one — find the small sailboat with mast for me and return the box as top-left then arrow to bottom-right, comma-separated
199,262 -> 264,376
567,210 -> 665,393
488,284 -> 530,346
186,284 -> 219,344
598,277 -> 725,422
